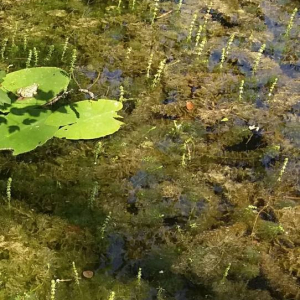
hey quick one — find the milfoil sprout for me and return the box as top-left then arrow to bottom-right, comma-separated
26,49 -> 32,68
252,43 -> 266,75
187,13 -> 198,42
152,58 -> 167,87
0,38 -> 8,60
6,177 -> 12,209
284,8 -> 298,38
146,52 -> 154,78
268,77 -> 278,98
239,79 -> 245,101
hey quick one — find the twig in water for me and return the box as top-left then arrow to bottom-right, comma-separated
43,89 -> 73,107
79,89 -> 96,99
87,71 -> 101,89
156,10 -> 173,19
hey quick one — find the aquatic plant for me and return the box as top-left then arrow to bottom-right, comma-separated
10,22 -> 18,47
261,253 -> 300,299
94,141 -> 103,164
50,280 -> 56,300
0,67 -> 123,155
1,1 -> 300,299
219,47 -> 226,69
131,0 -> 136,10
256,221 -> 285,241
202,2 -> 212,34
268,77 -> 278,98
119,85 -> 124,101
239,79 -> 244,101
181,138 -> 194,167
61,37 -> 69,62
284,8 -> 298,38
146,52 -> 154,78
25,49 -> 32,68
0,38 -> 8,60
108,291 -> 115,300
23,34 -> 27,51
225,33 -> 235,57
33,47 -> 38,66
137,267 -> 142,286
277,157 -> 288,182
69,48 -> 77,74
221,263 -> 231,284
157,286 -> 165,300
100,211 -> 112,239
187,13 -> 198,42
151,0 -> 159,25
177,0 -> 183,11
220,33 -> 235,69
126,47 -> 132,60
45,45 -> 55,62
117,0 -> 122,10
6,177 -> 12,209
173,223 -> 260,285
72,262 -> 80,285
89,181 -> 99,209
252,43 -> 266,75
152,58 -> 166,87
196,37 -> 207,58
195,25 -> 203,47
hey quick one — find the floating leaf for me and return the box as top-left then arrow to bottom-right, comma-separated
1,67 -> 70,107
0,88 -> 12,104
0,99 -> 123,155
0,108 -> 58,155
46,100 -> 123,140
0,102 -> 11,113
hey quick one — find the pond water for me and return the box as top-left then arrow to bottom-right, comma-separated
0,0 -> 300,299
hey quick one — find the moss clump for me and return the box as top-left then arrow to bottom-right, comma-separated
173,223 -> 260,284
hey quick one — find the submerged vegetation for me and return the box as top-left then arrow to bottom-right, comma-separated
0,0 -> 300,299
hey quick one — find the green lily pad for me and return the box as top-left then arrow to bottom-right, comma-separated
0,102 -> 11,113
0,88 -> 12,105
2,67 -> 70,107
46,99 -> 123,139
0,108 -> 58,155
0,99 -> 124,155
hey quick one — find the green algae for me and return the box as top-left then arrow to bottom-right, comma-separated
0,0 -> 300,299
